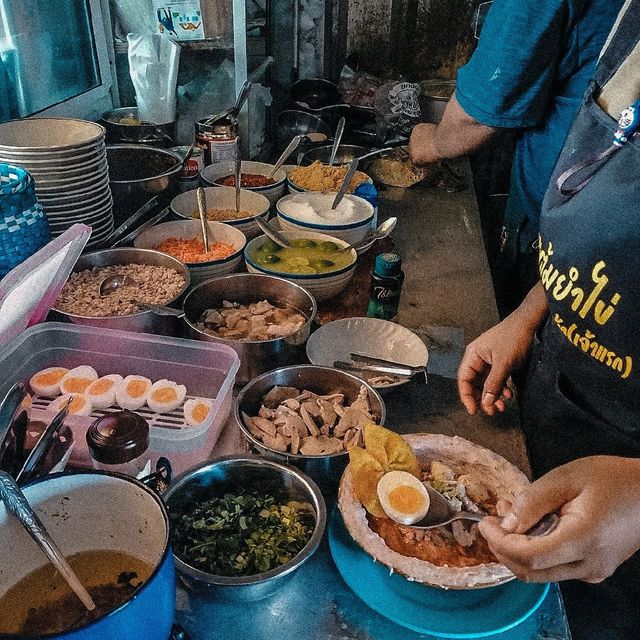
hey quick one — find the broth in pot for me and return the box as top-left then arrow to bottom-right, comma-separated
0,549 -> 153,635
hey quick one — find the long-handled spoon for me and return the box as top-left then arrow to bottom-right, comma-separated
328,116 -> 346,166
268,135 -> 303,179
255,216 -> 292,248
234,142 -> 242,213
337,217 -> 397,253
331,157 -> 359,210
0,468 -> 96,611
98,276 -> 185,317
204,80 -> 252,126
196,187 -> 210,253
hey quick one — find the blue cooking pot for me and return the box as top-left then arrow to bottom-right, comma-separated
0,470 -> 175,640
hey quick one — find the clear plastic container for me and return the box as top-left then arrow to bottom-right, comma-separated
0,322 -> 240,475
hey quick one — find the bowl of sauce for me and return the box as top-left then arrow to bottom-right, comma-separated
200,160 -> 287,205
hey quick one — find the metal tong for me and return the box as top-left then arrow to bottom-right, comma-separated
334,353 -> 427,382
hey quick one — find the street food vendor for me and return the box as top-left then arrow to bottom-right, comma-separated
457,1 -> 640,637
409,0 -> 622,314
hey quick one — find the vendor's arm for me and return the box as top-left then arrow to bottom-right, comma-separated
479,456 -> 640,583
410,0 -> 568,166
457,282 -> 547,416
409,98 -> 497,165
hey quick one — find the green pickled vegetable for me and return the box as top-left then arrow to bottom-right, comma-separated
310,259 -> 335,270
171,491 -> 315,577
260,239 -> 283,253
317,241 -> 339,253
290,238 -> 317,249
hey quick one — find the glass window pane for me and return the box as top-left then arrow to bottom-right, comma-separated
0,0 -> 100,118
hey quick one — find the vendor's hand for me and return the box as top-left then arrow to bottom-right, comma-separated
409,123 -> 441,166
457,312 -> 535,416
479,456 -> 640,584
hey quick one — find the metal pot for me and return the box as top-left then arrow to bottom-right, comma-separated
291,78 -> 342,111
163,456 -> 326,601
50,247 -> 190,335
420,80 -> 456,124
182,274 -> 317,384
234,365 -> 386,495
106,145 -> 182,226
0,470 -> 175,640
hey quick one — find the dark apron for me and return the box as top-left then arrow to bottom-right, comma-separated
521,3 -> 640,638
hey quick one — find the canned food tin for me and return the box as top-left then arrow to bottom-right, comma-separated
195,116 -> 238,166
171,145 -> 204,192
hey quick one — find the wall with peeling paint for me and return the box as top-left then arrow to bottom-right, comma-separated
343,0 -> 478,80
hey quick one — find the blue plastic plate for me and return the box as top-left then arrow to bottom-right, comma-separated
328,509 -> 550,638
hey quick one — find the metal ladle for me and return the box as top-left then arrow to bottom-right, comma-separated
407,483 -> 559,537
196,187 -> 210,253
0,468 -> 96,611
98,276 -> 184,317
337,217 -> 398,253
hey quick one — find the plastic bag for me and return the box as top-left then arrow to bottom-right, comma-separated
0,224 -> 90,347
338,65 -> 382,108
375,80 -> 423,140
127,33 -> 181,124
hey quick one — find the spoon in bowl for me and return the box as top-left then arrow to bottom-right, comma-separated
268,135 -> 303,179
255,216 -> 292,248
408,482 -> 559,537
196,187 -> 210,253
337,217 -> 398,253
0,468 -> 96,611
98,276 -> 185,317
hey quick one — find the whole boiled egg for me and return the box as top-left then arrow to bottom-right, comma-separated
376,470 -> 430,525
29,367 -> 69,397
147,379 -> 186,414
59,366 -> 98,395
183,397 -> 212,427
116,375 -> 152,410
50,393 -> 93,416
86,374 -> 123,410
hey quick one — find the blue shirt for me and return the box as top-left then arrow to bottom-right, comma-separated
456,0 -> 623,255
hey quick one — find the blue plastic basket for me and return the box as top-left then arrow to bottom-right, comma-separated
0,164 -> 51,278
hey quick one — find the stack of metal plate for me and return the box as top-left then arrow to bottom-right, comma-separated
0,118 -> 113,249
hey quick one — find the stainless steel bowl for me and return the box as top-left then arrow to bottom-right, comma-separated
182,274 -> 317,383
276,110 -> 332,148
301,144 -> 370,167
164,456 -> 326,600
107,144 -> 182,226
235,365 -> 386,494
51,247 -> 190,334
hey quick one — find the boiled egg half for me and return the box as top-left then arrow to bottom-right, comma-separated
29,367 -> 69,397
377,470 -> 430,525
50,393 -> 93,416
147,379 -> 186,414
86,374 -> 123,410
59,366 -> 98,395
116,375 -> 152,410
183,398 -> 212,427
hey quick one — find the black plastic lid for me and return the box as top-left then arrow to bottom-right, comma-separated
86,410 -> 149,464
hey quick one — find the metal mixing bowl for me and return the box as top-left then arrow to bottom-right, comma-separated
301,144 -> 370,166
276,110 -> 332,148
100,107 -> 177,145
164,456 -> 326,600
50,247 -> 190,334
182,274 -> 317,383
235,365 -> 386,494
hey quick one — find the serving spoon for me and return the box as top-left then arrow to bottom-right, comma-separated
409,483 -> 559,537
337,217 -> 398,253
331,157 -> 360,210
0,468 -> 96,611
255,215 -> 292,248
329,116 -> 346,166
196,187 -> 210,253
268,135 -> 303,179
98,276 -> 184,317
